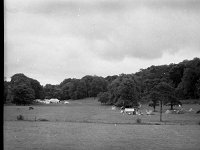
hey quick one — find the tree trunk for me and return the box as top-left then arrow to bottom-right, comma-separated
170,102 -> 173,110
160,100 -> 163,122
153,105 -> 156,112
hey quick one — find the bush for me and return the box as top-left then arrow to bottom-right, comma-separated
136,118 -> 142,124
17,115 -> 24,121
37,118 -> 49,121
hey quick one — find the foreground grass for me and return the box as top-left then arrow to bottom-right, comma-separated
4,121 -> 200,150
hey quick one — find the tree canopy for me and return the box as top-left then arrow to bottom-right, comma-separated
4,58 -> 200,106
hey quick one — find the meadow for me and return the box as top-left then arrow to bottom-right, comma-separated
4,98 -> 200,150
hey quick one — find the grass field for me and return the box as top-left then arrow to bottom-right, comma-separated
4,98 -> 200,150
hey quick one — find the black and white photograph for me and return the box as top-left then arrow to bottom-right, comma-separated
4,0 -> 200,149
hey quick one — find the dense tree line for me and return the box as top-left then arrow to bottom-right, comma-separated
4,74 -> 109,105
99,58 -> 200,108
4,58 -> 200,106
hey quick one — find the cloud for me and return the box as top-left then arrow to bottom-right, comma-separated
4,0 -> 200,84
6,0 -> 200,13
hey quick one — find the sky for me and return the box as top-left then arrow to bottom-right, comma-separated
4,0 -> 200,85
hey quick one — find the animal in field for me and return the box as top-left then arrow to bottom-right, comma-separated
29,107 -> 34,110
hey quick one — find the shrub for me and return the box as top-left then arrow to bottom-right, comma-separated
37,118 -> 49,121
136,118 -> 142,124
17,115 -> 24,121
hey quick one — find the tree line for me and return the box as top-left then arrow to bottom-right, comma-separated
4,58 -> 200,106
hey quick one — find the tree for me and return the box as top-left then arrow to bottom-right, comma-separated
4,81 -> 9,103
107,77 -> 121,105
97,92 -> 110,104
10,73 -> 31,86
43,84 -> 62,99
4,81 -> 14,103
76,80 -> 87,99
65,79 -> 87,100
59,78 -> 72,87
106,74 -> 140,107
81,75 -> 94,97
12,84 -> 35,105
169,64 -> 185,88
149,91 -> 160,112
89,76 -> 108,97
178,68 -> 198,99
196,79 -> 200,98
174,58 -> 200,99
105,75 -> 118,83
43,84 -> 55,99
118,77 -> 140,107
60,83 -> 71,100
30,79 -> 45,99
10,73 -> 44,102
155,82 -> 175,121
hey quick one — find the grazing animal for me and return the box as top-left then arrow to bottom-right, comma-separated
29,107 -> 34,110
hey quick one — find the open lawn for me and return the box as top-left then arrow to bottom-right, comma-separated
4,98 -> 200,150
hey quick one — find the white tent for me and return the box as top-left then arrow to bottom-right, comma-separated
49,98 -> 60,103
112,106 -> 116,110
43,100 -> 50,104
64,101 -> 69,104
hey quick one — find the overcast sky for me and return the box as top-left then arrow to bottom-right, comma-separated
4,0 -> 200,85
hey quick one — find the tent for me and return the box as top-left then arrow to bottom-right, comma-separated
64,101 -> 69,104
49,98 -> 60,103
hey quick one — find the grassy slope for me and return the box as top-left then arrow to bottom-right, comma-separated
4,98 -> 200,124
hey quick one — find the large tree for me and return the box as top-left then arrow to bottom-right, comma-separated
81,75 -> 94,97
105,74 -> 140,107
30,79 -> 45,99
97,92 -> 110,104
43,84 -> 62,99
12,84 -> 35,105
169,64 -> 185,88
155,82 -> 175,121
149,91 -> 160,112
88,76 -> 108,97
177,68 -> 199,99
10,73 -> 44,102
